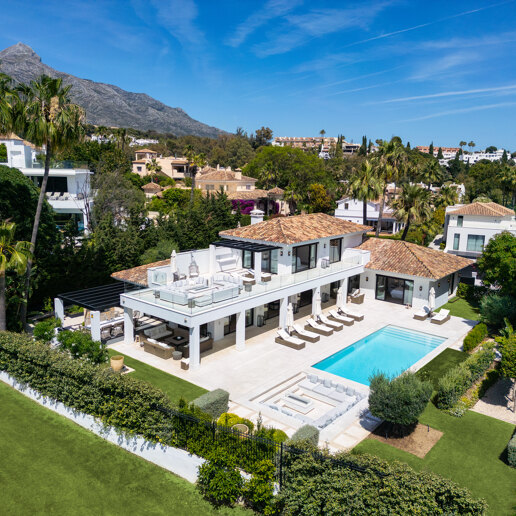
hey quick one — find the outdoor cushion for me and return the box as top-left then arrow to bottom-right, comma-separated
323,378 -> 332,388
336,384 -> 345,393
308,374 -> 318,383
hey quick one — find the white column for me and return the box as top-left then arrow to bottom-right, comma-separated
209,244 -> 216,275
82,211 -> 89,235
124,307 -> 134,345
279,296 -> 288,328
254,251 -> 262,281
91,311 -> 101,342
236,310 -> 246,351
54,297 -> 65,323
341,278 -> 348,304
312,286 -> 321,315
189,324 -> 200,370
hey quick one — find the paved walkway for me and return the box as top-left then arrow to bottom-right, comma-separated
471,378 -> 516,424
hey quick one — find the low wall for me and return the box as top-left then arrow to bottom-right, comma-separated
0,371 -> 205,483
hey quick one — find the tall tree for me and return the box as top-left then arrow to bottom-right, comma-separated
184,145 -> 207,202
145,158 -> 162,182
16,75 -> 84,325
347,160 -> 384,225
0,72 -> 15,134
390,184 -> 432,240
0,221 -> 32,331
435,185 -> 459,208
428,142 -> 434,156
468,141 -> 476,152
459,141 -> 467,152
419,160 -> 443,190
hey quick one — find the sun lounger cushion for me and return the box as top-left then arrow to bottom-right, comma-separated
307,374 -> 318,383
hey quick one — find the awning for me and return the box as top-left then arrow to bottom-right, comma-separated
58,282 -> 134,311
211,239 -> 281,253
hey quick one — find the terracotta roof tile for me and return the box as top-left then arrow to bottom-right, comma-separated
268,187 -> 284,195
197,169 -> 257,182
227,189 -> 268,200
220,213 -> 371,244
141,182 -> 162,191
135,148 -> 157,154
448,202 -> 514,217
111,259 -> 169,286
357,238 -> 472,279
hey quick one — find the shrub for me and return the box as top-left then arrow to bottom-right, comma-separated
193,389 -> 229,419
288,425 -> 319,446
463,323 -> 488,352
33,317 -> 61,344
57,329 -> 108,364
368,372 -> 432,431
242,460 -> 276,514
217,412 -> 254,432
480,294 -> 516,329
197,449 -> 244,507
457,283 -> 489,302
436,345 -> 495,409
508,433 -> 516,468
272,429 -> 288,443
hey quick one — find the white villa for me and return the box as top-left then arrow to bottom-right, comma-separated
0,133 -> 93,231
444,202 -> 516,258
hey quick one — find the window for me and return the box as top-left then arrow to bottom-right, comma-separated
467,235 -> 485,252
457,216 -> 463,227
206,184 -> 215,191
261,249 -> 278,274
137,166 -> 142,172
242,250 -> 254,269
344,203 -> 349,210
292,243 -> 317,273
453,233 -> 460,251
375,275 -> 414,305
246,185 -> 251,190
329,238 -> 342,263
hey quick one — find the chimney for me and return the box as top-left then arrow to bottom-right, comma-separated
234,168 -> 242,180
217,164 -> 220,170
250,208 -> 264,225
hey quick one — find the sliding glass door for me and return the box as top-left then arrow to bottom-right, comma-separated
375,275 -> 414,305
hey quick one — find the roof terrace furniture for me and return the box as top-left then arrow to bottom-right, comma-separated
292,323 -> 320,343
328,309 -> 354,326
275,329 -> 306,350
305,318 -> 333,336
143,338 -> 174,359
179,335 -> 213,358
318,313 -> 344,331
143,323 -> 174,342
414,306 -> 432,320
338,307 -> 364,321
431,309 -> 450,325
100,327 -> 112,341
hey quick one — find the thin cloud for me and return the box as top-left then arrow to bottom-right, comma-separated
419,31 -> 516,50
410,50 -> 479,80
375,84 -> 516,104
227,0 -> 303,47
400,101 -> 516,122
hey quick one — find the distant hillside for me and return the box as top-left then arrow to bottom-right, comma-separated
0,42 -> 226,138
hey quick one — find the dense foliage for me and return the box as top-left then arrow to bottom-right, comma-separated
463,323 -> 488,352
480,294 -> 516,329
508,433 -> 516,468
368,372 -> 432,431
288,424 -> 320,446
56,329 -> 108,364
192,388 -> 229,419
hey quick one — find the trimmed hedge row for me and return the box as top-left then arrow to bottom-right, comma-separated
192,388 -> 229,419
508,433 -> 516,468
463,323 -> 488,352
288,424 -> 319,446
436,344 -> 495,409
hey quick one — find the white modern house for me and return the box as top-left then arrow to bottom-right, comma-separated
460,149 -> 508,165
444,202 -> 516,258
0,133 -> 93,231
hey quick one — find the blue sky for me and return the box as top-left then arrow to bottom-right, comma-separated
2,0 -> 516,148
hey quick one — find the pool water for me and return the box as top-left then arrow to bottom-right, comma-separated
313,325 -> 446,385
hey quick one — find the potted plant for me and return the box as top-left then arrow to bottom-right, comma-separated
110,355 -> 124,372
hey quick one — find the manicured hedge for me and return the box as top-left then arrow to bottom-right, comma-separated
463,323 -> 488,352
508,433 -> 516,468
436,344 -> 495,409
288,424 -> 319,446
193,388 -> 229,418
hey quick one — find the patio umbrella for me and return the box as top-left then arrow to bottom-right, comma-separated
313,291 -> 322,319
428,286 -> 436,313
169,250 -> 177,280
286,303 -> 295,333
336,285 -> 345,310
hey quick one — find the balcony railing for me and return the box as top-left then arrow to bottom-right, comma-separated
25,160 -> 90,170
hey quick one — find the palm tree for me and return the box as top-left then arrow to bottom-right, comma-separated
184,145 -> 207,202
435,185 -> 459,208
283,184 -> 302,214
0,221 -> 32,331
16,75 -> 84,325
0,73 -> 16,135
319,129 -> 326,137
146,158 -> 162,182
347,160 -> 384,225
390,185 -> 432,241
499,166 -> 516,206
459,141 -> 467,153
374,138 -> 407,236
468,141 -> 475,153
419,160 -> 443,190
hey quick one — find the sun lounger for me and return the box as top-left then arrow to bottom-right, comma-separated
275,329 -> 306,350
318,313 -> 343,331
413,305 -> 431,320
292,323 -> 320,343
431,309 -> 450,325
305,318 -> 333,336
338,307 -> 364,321
328,309 -> 354,326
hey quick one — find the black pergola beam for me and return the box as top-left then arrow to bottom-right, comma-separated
212,239 -> 281,253
57,282 -> 129,311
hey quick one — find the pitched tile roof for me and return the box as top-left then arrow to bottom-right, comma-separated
197,169 -> 257,182
220,213 -> 371,244
448,202 -> 514,217
357,238 -> 472,279
135,148 -> 157,154
227,189 -> 269,200
112,259 -> 169,286
141,182 -> 162,191
268,187 -> 284,195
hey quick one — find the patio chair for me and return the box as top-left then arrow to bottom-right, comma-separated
350,289 -> 365,304
100,327 -> 112,341
431,309 -> 450,325
292,323 -> 320,343
328,309 -> 354,326
110,323 -> 124,338
413,305 -> 432,320
318,313 -> 343,331
305,318 -> 333,336
338,306 -> 364,321
275,329 -> 306,350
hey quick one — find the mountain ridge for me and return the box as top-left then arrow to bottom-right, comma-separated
0,43 -> 226,138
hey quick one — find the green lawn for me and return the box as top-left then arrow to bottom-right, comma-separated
108,349 -> 207,403
437,296 -> 480,321
0,381 -> 247,516
355,350 -> 516,515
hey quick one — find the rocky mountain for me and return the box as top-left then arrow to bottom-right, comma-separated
0,43 -> 225,138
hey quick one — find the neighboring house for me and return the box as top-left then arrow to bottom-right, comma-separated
356,238 -> 472,309
444,202 -> 516,258
132,150 -> 188,180
141,182 -> 162,199
196,166 -> 257,193
273,136 -> 361,155
460,149 -> 508,165
0,133 -> 93,232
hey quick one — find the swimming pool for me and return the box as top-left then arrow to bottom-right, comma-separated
313,325 -> 446,385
